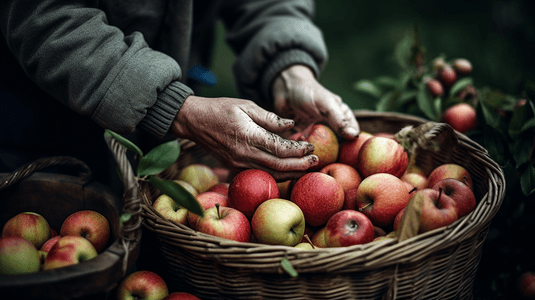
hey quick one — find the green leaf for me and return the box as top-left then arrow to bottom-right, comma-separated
484,125 -> 508,167
104,129 -> 143,157
520,165 -> 535,196
281,257 -> 298,277
375,76 -> 399,89
479,88 -> 510,109
509,103 -> 535,140
149,176 -> 204,217
397,72 -> 412,90
513,138 -> 533,168
353,80 -> 382,99
120,213 -> 132,223
394,32 -> 413,70
376,91 -> 397,112
138,140 -> 180,176
449,77 -> 473,97
416,81 -> 439,121
398,90 -> 418,105
477,101 -> 501,129
520,117 -> 535,133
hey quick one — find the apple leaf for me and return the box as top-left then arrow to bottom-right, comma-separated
520,117 -> 535,133
353,79 -> 382,99
449,77 -> 473,97
149,176 -> 204,217
484,125 -> 509,167
513,138 -> 533,168
377,91 -> 397,112
520,165 -> 535,196
281,257 -> 298,277
375,76 -> 399,89
416,81 -> 439,121
120,213 -> 131,223
138,140 -> 180,177
396,193 -> 424,242
509,103 -> 535,140
104,129 -> 143,157
476,101 -> 501,129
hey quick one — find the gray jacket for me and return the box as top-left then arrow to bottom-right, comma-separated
0,0 -> 328,140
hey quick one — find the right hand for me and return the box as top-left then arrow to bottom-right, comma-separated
170,96 -> 319,181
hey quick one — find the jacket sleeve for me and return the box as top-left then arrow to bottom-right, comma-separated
0,0 -> 193,139
219,0 -> 328,107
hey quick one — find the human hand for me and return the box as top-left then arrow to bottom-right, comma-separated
170,95 -> 319,181
272,65 -> 359,140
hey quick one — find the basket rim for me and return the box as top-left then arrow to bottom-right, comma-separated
140,111 -> 506,273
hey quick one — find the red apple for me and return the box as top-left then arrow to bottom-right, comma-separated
319,162 -> 362,193
374,132 -> 395,139
301,226 -> 316,243
42,235 -> 98,271
452,58 -> 472,75
277,180 -> 294,200
290,172 -> 344,227
60,210 -> 110,253
207,182 -> 230,196
153,194 -> 189,226
337,131 -> 373,168
310,227 -> 327,248
228,169 -> 279,219
417,188 -> 459,233
163,292 -> 202,300
357,137 -> 408,178
2,212 -> 51,249
116,270 -> 169,300
342,186 -> 359,210
373,226 -> 387,238
440,103 -> 477,134
40,235 -> 61,253
187,191 -> 228,230
289,123 -> 339,170
432,178 -> 476,218
393,207 -> 405,232
424,76 -> 444,97
178,164 -> 219,194
400,172 -> 428,191
426,163 -> 473,190
324,210 -> 375,247
0,236 -> 41,275
196,204 -> 251,243
517,271 -> 535,298
355,173 -> 411,227
251,198 -> 305,246
438,64 -> 457,86
212,166 -> 233,183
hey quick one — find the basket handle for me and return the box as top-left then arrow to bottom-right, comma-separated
104,134 -> 143,275
0,156 -> 92,192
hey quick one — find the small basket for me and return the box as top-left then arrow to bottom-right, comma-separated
139,110 -> 506,300
0,143 -> 142,299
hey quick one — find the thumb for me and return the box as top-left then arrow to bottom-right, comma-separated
244,103 -> 295,133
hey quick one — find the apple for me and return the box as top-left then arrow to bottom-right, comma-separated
42,235 -> 98,271
207,182 -> 230,196
426,163 -> 473,191
2,211 -> 51,249
440,103 -> 477,134
277,180 -> 295,200
294,242 -> 314,250
40,235 -> 62,253
163,292 -> 202,300
431,178 -> 476,218
153,194 -> 189,226
438,64 -> 457,86
517,271 -> 535,298
319,162 -> 362,192
290,172 -> 344,227
374,132 -> 395,139
324,210 -> 375,247
400,172 -> 427,191
452,58 -> 472,75
50,228 -> 59,237
0,236 -> 41,275
337,131 -> 373,168
301,226 -> 316,243
357,136 -> 408,178
228,169 -> 279,219
417,188 -> 459,233
342,186 -> 359,210
289,123 -> 339,170
393,207 -> 405,232
196,204 -> 251,243
373,226 -> 387,239
187,191 -> 228,230
251,199 -> 305,246
212,166 -> 233,183
355,173 -> 411,227
116,270 -> 169,300
173,180 -> 199,197
60,210 -> 110,253
178,164 -> 219,194
424,76 -> 444,97
310,227 -> 327,248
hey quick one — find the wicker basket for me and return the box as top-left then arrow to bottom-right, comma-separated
138,110 -> 505,300
0,142 -> 142,299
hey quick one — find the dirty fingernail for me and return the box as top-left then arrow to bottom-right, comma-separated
345,127 -> 359,137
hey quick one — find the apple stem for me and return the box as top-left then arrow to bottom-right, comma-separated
303,234 -> 316,249
359,202 -> 372,211
215,203 -> 221,219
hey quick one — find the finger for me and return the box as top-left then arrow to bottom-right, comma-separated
339,102 -> 360,140
242,101 -> 296,133
232,148 -> 319,174
318,94 -> 359,140
249,125 -> 316,158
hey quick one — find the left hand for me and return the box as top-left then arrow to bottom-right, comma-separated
272,65 -> 360,140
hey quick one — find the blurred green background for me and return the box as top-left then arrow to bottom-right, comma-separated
200,0 -> 534,112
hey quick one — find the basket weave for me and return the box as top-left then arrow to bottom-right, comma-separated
139,110 -> 505,300
0,140 -> 142,299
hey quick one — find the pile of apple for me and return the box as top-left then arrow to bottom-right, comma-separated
152,122 -> 477,249
116,269 -> 201,300
0,209 -> 111,275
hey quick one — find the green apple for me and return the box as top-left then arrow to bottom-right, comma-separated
178,164 -> 219,194
173,180 -> 199,197
251,199 -> 305,246
2,211 -> 51,249
0,236 -> 40,275
153,194 -> 189,226
42,235 -> 98,270
116,270 -> 169,300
